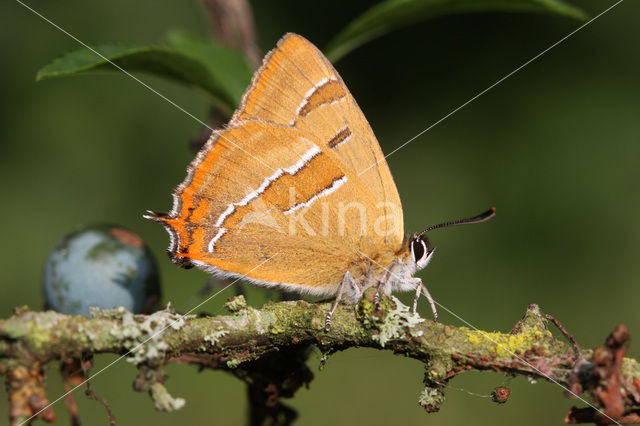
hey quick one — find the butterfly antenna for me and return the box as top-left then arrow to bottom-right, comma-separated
418,207 -> 496,236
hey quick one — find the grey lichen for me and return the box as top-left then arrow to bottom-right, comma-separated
418,386 -> 446,413
371,296 -> 424,346
106,304 -> 192,365
204,329 -> 229,347
149,382 -> 186,411
89,305 -> 128,320
3,300 -> 640,424
226,359 -> 240,369
134,365 -> 185,412
224,295 -> 247,313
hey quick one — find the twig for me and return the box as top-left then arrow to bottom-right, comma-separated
2,294 -> 640,424
189,0 -> 263,151
81,357 -> 116,426
199,0 -> 261,66
61,358 -> 83,426
541,311 -> 582,360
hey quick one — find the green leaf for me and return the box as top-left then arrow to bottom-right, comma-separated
165,30 -> 253,108
36,33 -> 254,114
325,0 -> 588,62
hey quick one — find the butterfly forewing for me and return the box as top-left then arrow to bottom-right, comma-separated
153,121 -> 383,293
233,33 -> 404,246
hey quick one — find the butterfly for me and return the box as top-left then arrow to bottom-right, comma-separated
145,33 -> 495,330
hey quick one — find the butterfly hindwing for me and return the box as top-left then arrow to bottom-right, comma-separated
233,33 -> 404,246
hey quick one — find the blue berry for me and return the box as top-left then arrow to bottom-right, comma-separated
43,225 -> 161,315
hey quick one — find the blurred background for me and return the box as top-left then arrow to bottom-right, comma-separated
1,0 -> 638,424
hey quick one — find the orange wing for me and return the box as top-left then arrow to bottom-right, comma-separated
232,33 -> 404,247
147,121 -> 389,295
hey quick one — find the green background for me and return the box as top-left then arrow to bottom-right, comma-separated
1,0 -> 638,425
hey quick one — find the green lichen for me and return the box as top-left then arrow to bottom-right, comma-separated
25,323 -> 53,354
622,356 -> 640,377
3,321 -> 30,339
226,359 -> 240,368
224,295 -> 247,313
8,311 -> 68,355
425,354 -> 455,382
258,311 -> 276,333
269,324 -> 286,335
357,298 -> 376,318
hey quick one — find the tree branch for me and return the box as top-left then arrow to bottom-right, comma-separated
1,289 -> 640,425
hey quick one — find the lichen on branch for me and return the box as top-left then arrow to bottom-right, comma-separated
1,290 -> 640,425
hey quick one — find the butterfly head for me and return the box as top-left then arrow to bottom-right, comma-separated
409,234 -> 435,271
409,207 -> 497,271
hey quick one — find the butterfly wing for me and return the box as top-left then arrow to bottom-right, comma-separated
232,33 -> 404,246
148,121 -> 387,295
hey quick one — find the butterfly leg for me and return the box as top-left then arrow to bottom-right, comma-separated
325,271 -> 354,332
374,262 -> 395,310
421,281 -> 438,322
403,278 -> 438,321
374,281 -> 383,310
412,282 -> 422,314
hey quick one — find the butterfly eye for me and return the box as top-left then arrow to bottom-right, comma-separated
411,237 -> 428,266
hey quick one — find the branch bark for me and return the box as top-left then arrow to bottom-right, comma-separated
190,0 -> 262,152
1,289 -> 640,425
